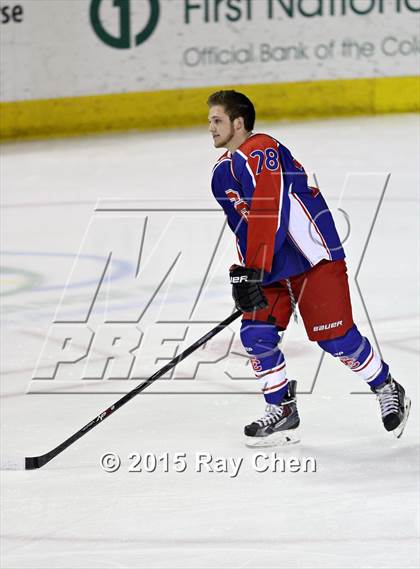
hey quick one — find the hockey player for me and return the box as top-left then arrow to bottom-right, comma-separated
207,90 -> 411,447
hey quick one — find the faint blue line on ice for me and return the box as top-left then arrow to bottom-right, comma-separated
1,250 -> 133,292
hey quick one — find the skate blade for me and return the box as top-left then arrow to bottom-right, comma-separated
393,397 -> 411,439
245,429 -> 300,448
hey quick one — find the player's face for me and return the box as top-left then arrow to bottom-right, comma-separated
208,105 -> 235,149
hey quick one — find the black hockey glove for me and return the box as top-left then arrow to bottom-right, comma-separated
229,265 -> 268,313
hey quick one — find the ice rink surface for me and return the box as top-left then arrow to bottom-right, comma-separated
1,114 -> 419,568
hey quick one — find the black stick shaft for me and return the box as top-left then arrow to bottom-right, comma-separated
25,310 -> 242,470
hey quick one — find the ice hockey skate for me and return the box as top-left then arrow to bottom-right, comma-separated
244,380 -> 300,447
371,374 -> 411,438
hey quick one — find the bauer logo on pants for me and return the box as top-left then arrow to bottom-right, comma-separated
313,320 -> 343,332
90,0 -> 160,49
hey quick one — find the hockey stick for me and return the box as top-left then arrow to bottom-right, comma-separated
25,310 -> 242,470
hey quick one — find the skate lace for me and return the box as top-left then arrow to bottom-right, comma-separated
256,404 -> 284,427
376,382 -> 399,416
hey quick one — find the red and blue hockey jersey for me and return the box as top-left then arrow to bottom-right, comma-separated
211,133 -> 345,284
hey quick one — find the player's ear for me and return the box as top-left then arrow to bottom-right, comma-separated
233,116 -> 245,131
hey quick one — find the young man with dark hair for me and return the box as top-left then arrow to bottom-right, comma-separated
207,89 -> 411,447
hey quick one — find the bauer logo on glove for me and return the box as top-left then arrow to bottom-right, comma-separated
229,264 -> 268,313
230,274 -> 249,284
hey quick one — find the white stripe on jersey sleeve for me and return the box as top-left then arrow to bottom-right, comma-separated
288,188 -> 332,266
235,150 -> 256,188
